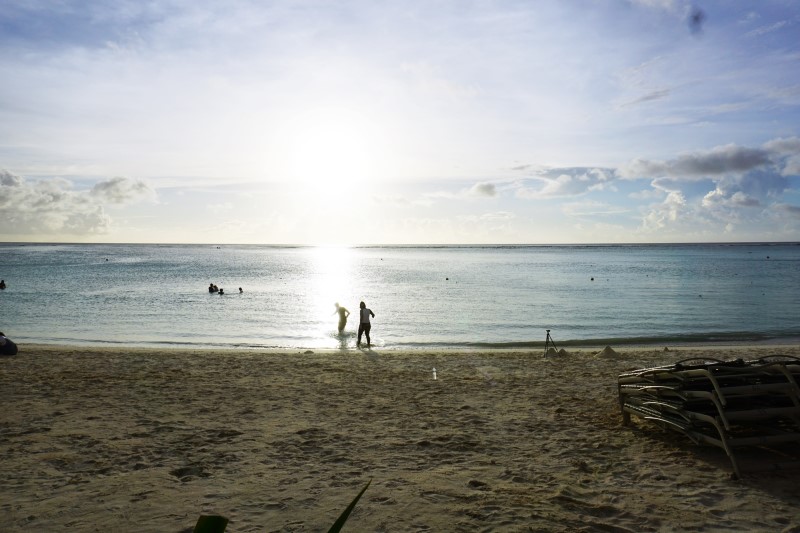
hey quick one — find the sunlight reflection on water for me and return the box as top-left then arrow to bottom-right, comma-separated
308,246 -> 358,348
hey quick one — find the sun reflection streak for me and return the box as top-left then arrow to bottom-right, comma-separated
307,246 -> 358,347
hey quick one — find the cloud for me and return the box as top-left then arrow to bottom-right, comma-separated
206,202 -> 234,215
476,211 -> 514,222
784,157 -> 800,176
698,186 -> 771,232
730,191 -> 761,207
620,139 -> 799,228
641,191 -> 687,230
389,210 -> 518,243
0,170 -> 23,187
629,187 -> 666,200
369,193 -> 435,208
516,168 -> 614,198
454,211 -> 517,240
510,139 -> 798,241
424,181 -> 501,202
649,176 -> 699,193
763,137 -> 800,153
637,150 -> 792,231
702,188 -> 761,209
400,62 -> 480,101
468,182 -> 496,197
619,88 -> 671,108
619,143 -> 772,179
561,201 -> 630,217
628,0 -> 683,11
732,171 -> 789,198
763,137 -> 800,175
0,171 -> 155,237
763,84 -> 800,107
776,204 -> 800,219
90,176 -> 155,203
638,165 -> 797,238
745,20 -> 791,38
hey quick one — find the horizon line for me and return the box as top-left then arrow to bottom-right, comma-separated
2,241 -> 799,247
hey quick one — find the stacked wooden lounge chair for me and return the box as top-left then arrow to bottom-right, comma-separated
618,356 -> 800,478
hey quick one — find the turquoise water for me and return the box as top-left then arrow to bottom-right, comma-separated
1,243 -> 798,349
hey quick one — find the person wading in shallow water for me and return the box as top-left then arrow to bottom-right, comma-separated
334,302 -> 350,334
357,301 -> 375,348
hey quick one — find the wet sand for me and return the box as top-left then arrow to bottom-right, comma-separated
2,344 -> 799,532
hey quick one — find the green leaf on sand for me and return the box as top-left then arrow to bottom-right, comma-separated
327,479 -> 372,533
193,514 -> 229,533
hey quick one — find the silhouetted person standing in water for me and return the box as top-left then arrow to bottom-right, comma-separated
357,301 -> 375,348
334,302 -> 350,333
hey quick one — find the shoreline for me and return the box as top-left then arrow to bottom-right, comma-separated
2,344 -> 799,531
11,335 -> 800,354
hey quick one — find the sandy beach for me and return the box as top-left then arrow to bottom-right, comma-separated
2,344 -> 799,532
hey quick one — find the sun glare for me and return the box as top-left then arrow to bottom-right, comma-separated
308,246 -> 357,346
285,106 -> 377,188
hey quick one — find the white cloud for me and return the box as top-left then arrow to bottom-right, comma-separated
636,170 -> 798,240
618,139 -> 798,233
746,20 -> 791,38
649,177 -> 686,193
561,201 -> 630,217
390,210 -> 518,243
0,170 -> 155,238
90,176 -> 155,204
629,187 -> 665,200
619,88 -> 671,108
370,194 -> 435,208
516,168 -> 614,198
206,202 -> 234,215
453,211 -> 517,241
476,211 -> 514,222
641,191 -> 686,231
703,188 -> 761,209
400,62 -> 480,101
783,156 -> 800,176
627,0 -> 684,12
424,181 -> 500,201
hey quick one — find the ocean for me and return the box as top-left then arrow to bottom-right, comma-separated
1,243 -> 798,350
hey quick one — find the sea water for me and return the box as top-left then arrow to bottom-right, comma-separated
1,243 -> 798,350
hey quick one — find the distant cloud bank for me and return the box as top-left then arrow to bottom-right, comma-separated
0,171 -> 155,238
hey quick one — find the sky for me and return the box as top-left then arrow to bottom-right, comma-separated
1,0 -> 799,245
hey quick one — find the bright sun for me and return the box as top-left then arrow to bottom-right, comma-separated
284,106 -> 376,187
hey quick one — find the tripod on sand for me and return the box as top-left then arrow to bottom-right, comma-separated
543,329 -> 558,357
